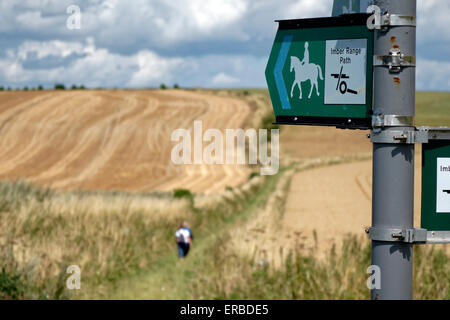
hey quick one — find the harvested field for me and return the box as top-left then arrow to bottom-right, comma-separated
280,125 -> 371,161
0,90 -> 256,194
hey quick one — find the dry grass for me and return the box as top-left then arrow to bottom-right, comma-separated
192,233 -> 449,300
0,169 -> 268,299
229,169 -> 295,268
0,180 -> 194,299
229,153 -> 374,264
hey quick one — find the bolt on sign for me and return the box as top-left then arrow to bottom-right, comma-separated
422,141 -> 450,231
265,14 -> 374,129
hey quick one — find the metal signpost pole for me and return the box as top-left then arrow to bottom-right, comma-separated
267,0 -> 450,301
370,0 -> 417,300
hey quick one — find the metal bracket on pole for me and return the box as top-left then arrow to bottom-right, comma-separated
373,13 -> 416,31
367,228 -> 450,244
374,48 -> 416,73
416,126 -> 450,142
367,227 -> 427,243
371,111 -> 415,135
370,126 -> 450,144
372,112 -> 415,128
370,118 -> 450,144
370,129 -> 428,144
426,231 -> 450,244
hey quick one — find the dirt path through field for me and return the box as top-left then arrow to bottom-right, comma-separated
280,157 -> 423,257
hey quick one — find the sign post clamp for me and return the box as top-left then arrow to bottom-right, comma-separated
374,13 -> 417,31
367,227 -> 450,245
373,48 -> 416,73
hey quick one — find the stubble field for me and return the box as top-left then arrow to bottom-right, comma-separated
0,89 -> 261,194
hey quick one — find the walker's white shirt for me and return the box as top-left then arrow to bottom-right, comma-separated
175,228 -> 190,244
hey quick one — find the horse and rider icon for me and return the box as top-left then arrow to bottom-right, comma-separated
290,42 -> 324,100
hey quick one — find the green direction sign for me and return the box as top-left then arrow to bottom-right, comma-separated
422,141 -> 450,231
265,14 -> 374,129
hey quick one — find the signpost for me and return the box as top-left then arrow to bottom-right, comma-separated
265,14 -> 373,129
266,0 -> 450,300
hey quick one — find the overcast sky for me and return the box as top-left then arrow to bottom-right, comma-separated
0,0 -> 449,90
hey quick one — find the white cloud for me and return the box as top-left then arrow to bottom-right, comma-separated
0,39 -> 182,88
212,73 -> 240,86
0,39 -> 267,89
15,38 -> 95,60
0,0 -> 330,48
189,0 -> 248,30
284,0 -> 332,19
0,0 -> 448,91
417,58 -> 450,91
417,0 -> 450,44
128,51 -> 183,87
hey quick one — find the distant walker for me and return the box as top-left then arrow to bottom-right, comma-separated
175,221 -> 193,260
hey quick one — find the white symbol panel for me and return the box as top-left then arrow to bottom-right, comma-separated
325,39 -> 367,105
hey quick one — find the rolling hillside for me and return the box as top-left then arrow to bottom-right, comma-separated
0,89 -> 257,194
